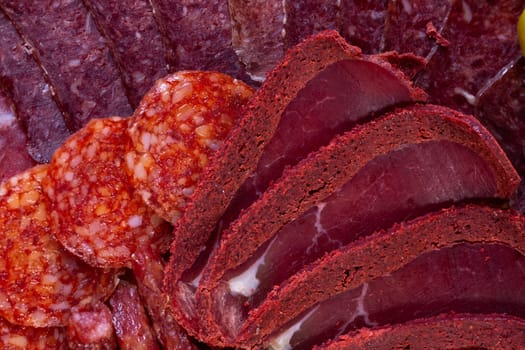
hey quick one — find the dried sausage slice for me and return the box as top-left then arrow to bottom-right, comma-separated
0,316 -> 67,350
0,165 -> 118,327
44,117 -> 170,268
66,302 -> 116,350
127,71 -> 253,223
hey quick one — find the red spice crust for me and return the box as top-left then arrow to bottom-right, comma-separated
315,313 -> 525,350
237,204 -> 525,347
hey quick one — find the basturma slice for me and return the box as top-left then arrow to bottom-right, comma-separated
194,104 -> 520,345
315,314 -> 525,350
239,205 -> 525,349
167,30 -> 425,292
0,165 -> 118,328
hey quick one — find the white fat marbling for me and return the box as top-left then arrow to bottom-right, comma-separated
267,306 -> 320,350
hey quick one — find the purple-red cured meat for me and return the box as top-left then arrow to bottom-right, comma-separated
0,90 -> 34,182
229,0 -> 286,82
476,57 -> 525,213
383,0 -> 451,59
0,165 -> 119,328
415,0 -> 523,114
284,0 -> 341,49
315,314 -> 525,350
66,302 -> 116,350
0,11 -> 71,163
132,246 -> 198,350
193,105 -> 519,346
0,316 -> 67,350
149,0 -> 252,84
108,280 -> 160,350
239,205 -> 525,348
338,0 -> 388,54
126,71 -> 253,223
0,0 -> 132,131
44,117 -> 171,268
82,0 -> 169,108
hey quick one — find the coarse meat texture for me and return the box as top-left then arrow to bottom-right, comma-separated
0,316 -> 67,350
66,302 -> 116,349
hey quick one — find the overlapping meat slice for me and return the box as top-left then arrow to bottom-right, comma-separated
190,104 -> 519,345
315,314 -> 525,350
237,205 -> 525,348
0,316 -> 67,350
0,0 -> 132,130
0,165 -> 118,328
0,11 -> 71,163
82,0 -> 168,108
66,301 -> 116,350
168,31 -> 425,297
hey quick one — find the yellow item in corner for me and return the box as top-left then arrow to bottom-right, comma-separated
519,8 -> 525,56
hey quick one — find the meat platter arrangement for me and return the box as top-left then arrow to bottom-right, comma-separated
1,1 -> 525,349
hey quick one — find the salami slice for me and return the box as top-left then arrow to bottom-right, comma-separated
0,165 -> 118,327
44,117 -> 171,268
0,316 -> 67,350
0,10 -> 71,163
66,302 -> 116,350
0,0 -> 132,130
127,71 -> 253,223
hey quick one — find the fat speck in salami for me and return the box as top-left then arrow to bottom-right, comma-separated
0,165 -> 118,328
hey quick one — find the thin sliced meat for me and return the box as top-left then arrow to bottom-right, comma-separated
66,302 -> 116,350
338,0 -> 388,53
108,280 -> 159,350
0,165 -> 119,327
195,105 -> 519,345
82,0 -> 168,108
0,316 -> 67,350
0,0 -> 132,130
44,117 -> 170,268
132,246 -> 198,350
126,71 -> 253,223
315,314 -> 525,350
239,205 -> 525,348
284,0 -> 341,49
229,0 -> 286,82
149,0 -> 252,84
415,0 -> 523,114
0,11 -> 71,163
383,0 -> 451,59
0,89 -> 34,182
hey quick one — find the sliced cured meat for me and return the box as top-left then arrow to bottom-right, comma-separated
475,57 -> 525,213
383,0 -> 451,59
0,165 -> 118,327
229,0 -> 286,82
0,316 -> 67,350
44,117 -> 170,268
0,11 -> 71,163
126,71 -> 253,223
132,246 -> 198,350
149,0 -> 252,83
338,0 -> 388,53
415,0 -> 523,114
284,1 -> 341,49
315,314 -> 525,350
168,31 -> 426,294
66,301 -> 116,350
108,280 -> 160,350
194,105 -> 519,345
239,205 -> 525,348
82,0 -> 168,108
0,0 -> 132,131
0,89 -> 34,182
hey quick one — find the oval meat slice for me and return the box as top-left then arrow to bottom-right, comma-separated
126,71 -> 253,223
0,0 -> 132,130
44,117 -> 170,268
66,301 -> 116,350
0,165 -> 118,327
0,316 -> 67,350
0,10 -> 71,163
239,205 -> 525,348
191,104 -> 519,345
315,314 -> 525,350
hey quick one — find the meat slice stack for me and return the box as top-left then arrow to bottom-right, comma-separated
165,31 -> 525,349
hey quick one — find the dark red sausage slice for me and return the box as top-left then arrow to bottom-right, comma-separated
66,301 -> 116,350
